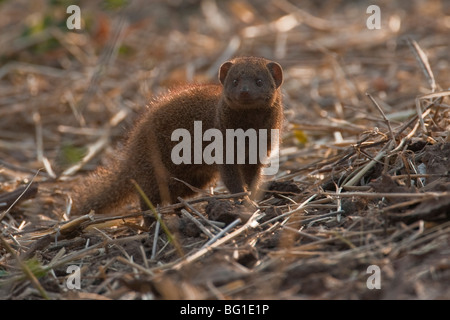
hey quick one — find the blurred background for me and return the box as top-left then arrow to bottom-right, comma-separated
0,0 -> 449,176
1,0 -> 450,300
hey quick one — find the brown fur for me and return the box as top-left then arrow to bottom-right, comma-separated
72,57 -> 283,215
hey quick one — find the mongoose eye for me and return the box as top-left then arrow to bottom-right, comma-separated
256,79 -> 263,87
233,79 -> 239,86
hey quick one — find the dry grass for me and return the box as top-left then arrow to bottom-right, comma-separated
0,0 -> 449,300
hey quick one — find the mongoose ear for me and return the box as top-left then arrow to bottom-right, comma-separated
267,62 -> 283,88
219,61 -> 233,85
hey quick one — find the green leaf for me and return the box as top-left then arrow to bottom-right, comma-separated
25,258 -> 48,278
103,0 -> 128,10
61,144 -> 86,165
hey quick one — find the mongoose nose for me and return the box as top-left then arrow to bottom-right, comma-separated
240,86 -> 250,97
240,85 -> 249,93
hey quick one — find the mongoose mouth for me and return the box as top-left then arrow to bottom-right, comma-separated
226,95 -> 270,109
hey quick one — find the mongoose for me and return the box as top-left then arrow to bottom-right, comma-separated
72,56 -> 283,215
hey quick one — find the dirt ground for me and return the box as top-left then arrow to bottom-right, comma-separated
0,0 -> 449,300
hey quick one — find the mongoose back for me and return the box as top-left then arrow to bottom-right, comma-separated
72,56 -> 283,215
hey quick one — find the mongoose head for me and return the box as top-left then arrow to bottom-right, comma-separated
219,57 -> 283,109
